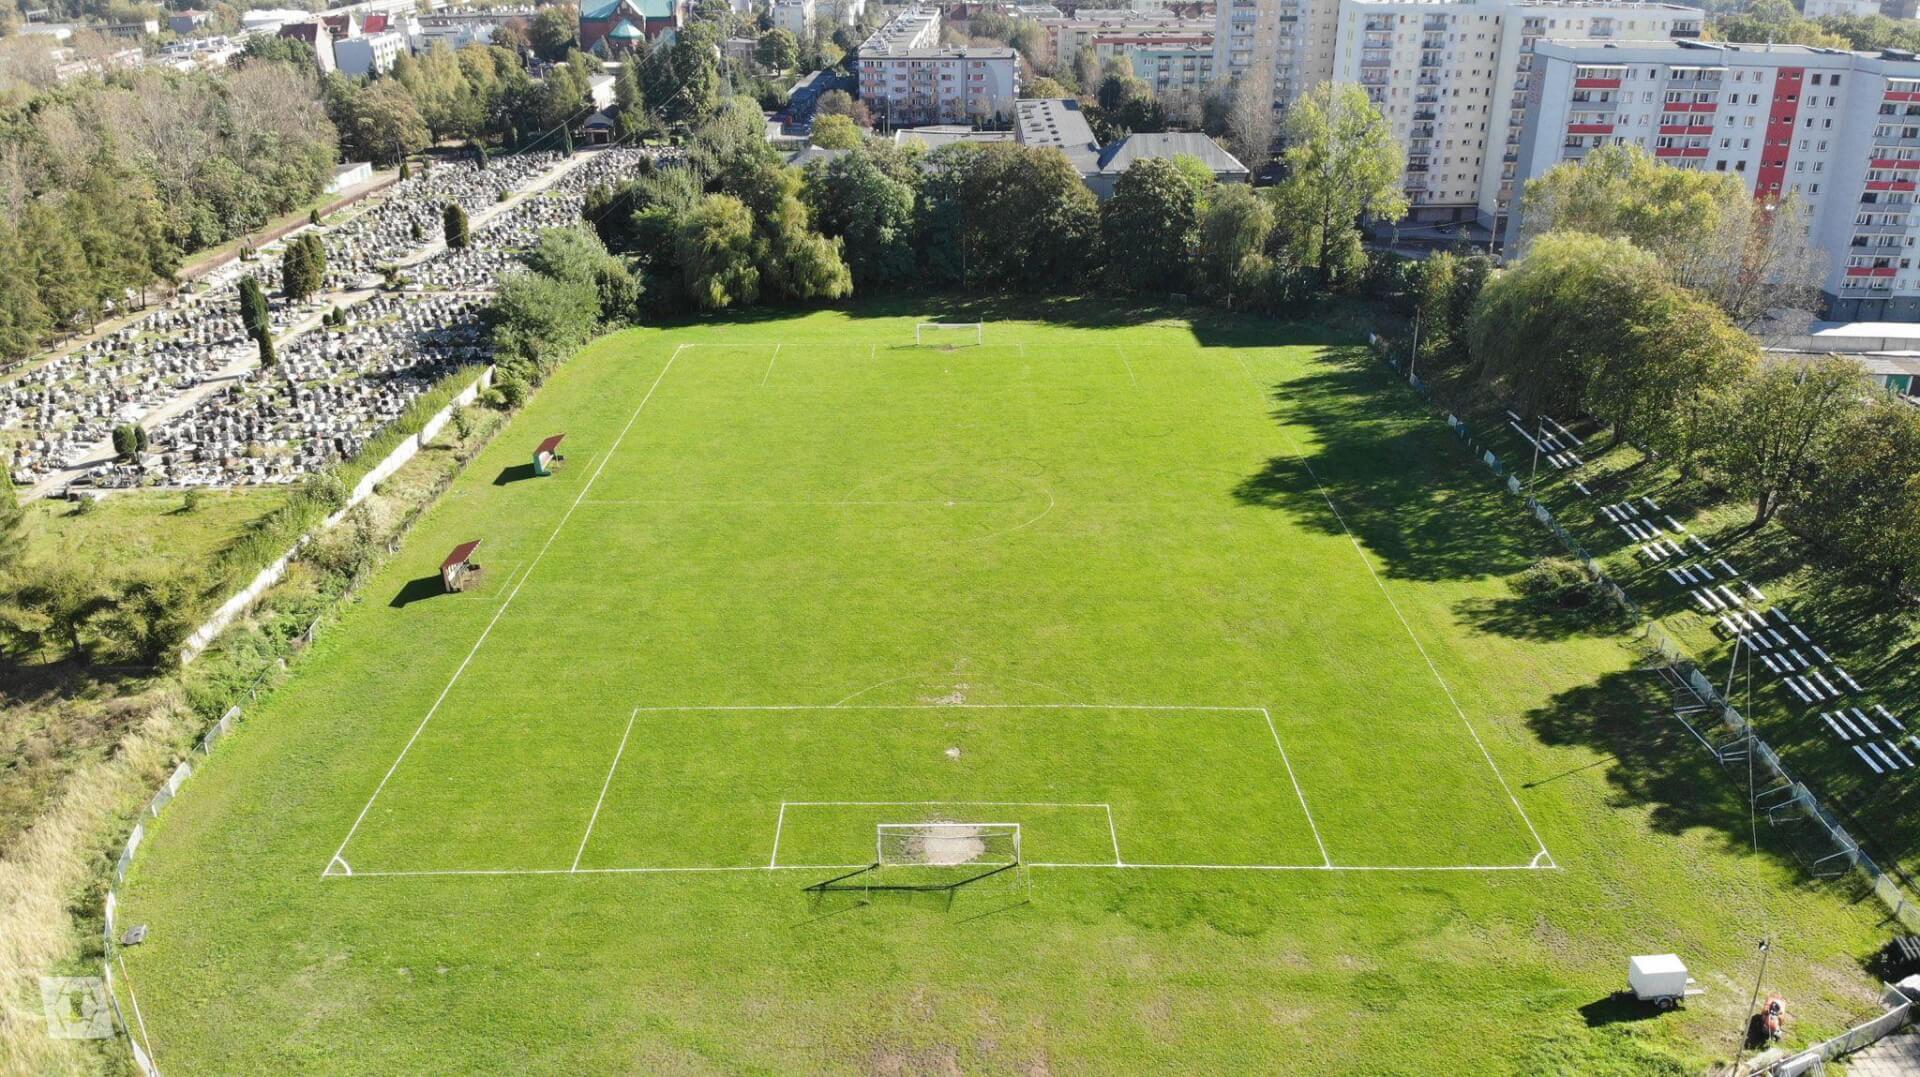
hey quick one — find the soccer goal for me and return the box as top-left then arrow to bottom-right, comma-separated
914,321 -> 984,348
804,822 -> 1025,897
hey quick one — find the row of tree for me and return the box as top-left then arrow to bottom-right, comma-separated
0,57 -> 338,361
1418,143 -> 1920,586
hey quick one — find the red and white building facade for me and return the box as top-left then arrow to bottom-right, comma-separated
1512,40 -> 1920,320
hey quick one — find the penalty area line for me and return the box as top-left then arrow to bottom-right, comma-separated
573,708 -> 639,872
1261,707 -> 1330,868
322,343 -> 690,878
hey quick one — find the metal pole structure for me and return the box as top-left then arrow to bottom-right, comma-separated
1735,938 -> 1772,1067
1526,416 -> 1544,504
1407,312 -> 1421,383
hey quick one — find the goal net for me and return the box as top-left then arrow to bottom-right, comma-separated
914,321 -> 983,347
877,821 -> 1020,869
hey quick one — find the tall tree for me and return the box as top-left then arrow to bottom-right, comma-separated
1100,158 -> 1202,294
803,149 -> 918,287
1269,83 -> 1406,287
237,275 -> 271,342
0,467 -> 25,580
1197,183 -> 1273,309
676,194 -> 760,309
1518,144 -> 1825,325
530,6 -> 579,62
956,143 -> 1098,289
1713,360 -> 1868,526
731,163 -> 852,302
1795,398 -> 1920,586
756,28 -> 798,71
0,220 -> 50,360
444,203 -> 471,250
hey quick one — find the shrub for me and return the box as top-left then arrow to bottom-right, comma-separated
1514,557 -> 1593,609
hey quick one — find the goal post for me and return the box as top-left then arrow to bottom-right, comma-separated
914,321 -> 983,347
876,821 -> 1021,869
805,822 -> 1026,897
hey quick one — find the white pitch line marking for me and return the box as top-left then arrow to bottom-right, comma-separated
324,343 -> 689,876
1232,351 -> 1556,870
1116,344 -> 1138,387
631,703 -> 1269,713
322,861 -> 1555,878
573,708 -> 639,872
1105,803 -> 1123,866
769,802 -> 788,868
119,954 -> 156,1064
760,343 -> 782,386
1262,707 -> 1330,868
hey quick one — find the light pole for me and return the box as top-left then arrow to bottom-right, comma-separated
1407,311 -> 1421,384
1526,414 -> 1544,505
1734,938 -> 1772,1067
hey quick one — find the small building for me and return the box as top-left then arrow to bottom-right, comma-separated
327,161 -> 374,193
1088,131 -> 1249,199
440,540 -> 482,593
772,0 -> 815,38
533,435 -> 567,475
168,9 -> 211,34
335,30 -> 407,76
580,0 -> 684,55
582,110 -> 617,145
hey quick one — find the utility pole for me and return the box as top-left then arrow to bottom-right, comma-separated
1407,311 -> 1421,384
1526,415 -> 1544,504
1734,938 -> 1772,1068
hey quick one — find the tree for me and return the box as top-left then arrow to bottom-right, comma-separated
1222,71 -> 1276,175
237,275 -> 270,342
614,56 -> 649,139
691,96 -> 780,189
112,424 -> 143,459
1712,360 -> 1868,526
281,233 -> 326,302
257,329 -> 277,368
1100,158 -> 1202,294
810,113 -> 862,150
957,143 -> 1098,289
1269,84 -> 1407,287
521,226 -> 640,319
490,270 -> 603,381
1412,252 -> 1459,369
1468,232 -> 1665,421
105,571 -> 199,666
530,6 -> 578,62
1197,183 -> 1273,309
756,28 -> 798,71
814,90 -> 871,127
676,194 -> 760,309
1093,69 -> 1163,137
1023,76 -> 1071,101
1580,280 -> 1756,463
1518,144 -> 1827,325
0,220 -> 50,361
803,149 -> 918,288
444,203 -> 471,250
7,565 -> 115,663
1795,398 -> 1920,587
731,163 -> 851,301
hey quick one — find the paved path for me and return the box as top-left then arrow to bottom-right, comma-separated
17,151 -> 597,502
1849,1031 -> 1920,1076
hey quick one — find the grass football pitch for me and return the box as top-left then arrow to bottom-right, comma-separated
114,302 -> 1892,1072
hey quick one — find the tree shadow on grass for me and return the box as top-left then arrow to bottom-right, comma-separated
1231,353 -> 1547,584
1525,659 -> 1886,912
1453,591 -> 1634,644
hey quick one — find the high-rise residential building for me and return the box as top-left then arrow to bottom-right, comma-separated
856,7 -> 1020,127
1330,0 -> 1701,230
1511,39 -> 1920,320
1213,0 -> 1341,126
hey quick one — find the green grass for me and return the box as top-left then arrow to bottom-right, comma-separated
1439,379 -> 1920,890
111,301 -> 1893,1073
21,488 -> 290,582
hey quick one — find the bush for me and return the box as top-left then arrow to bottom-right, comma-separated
180,489 -> 204,514
1514,557 -> 1593,609
301,471 -> 349,513
492,376 -> 529,410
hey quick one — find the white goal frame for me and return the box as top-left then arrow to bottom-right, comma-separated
914,321 -> 983,346
876,821 -> 1021,867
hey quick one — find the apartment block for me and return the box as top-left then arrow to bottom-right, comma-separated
1039,8 -> 1213,67
1332,0 -> 1701,229
1129,40 -> 1216,93
1511,39 -> 1920,320
1213,0 -> 1340,124
856,7 -> 1020,126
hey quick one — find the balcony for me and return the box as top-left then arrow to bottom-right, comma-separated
1411,124 -> 1435,139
